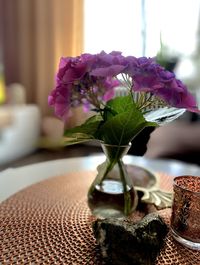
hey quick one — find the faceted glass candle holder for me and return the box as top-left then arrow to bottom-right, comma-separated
171,175 -> 200,250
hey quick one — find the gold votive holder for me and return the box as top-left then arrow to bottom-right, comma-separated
171,175 -> 200,250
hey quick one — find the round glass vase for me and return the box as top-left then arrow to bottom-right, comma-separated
87,143 -> 138,218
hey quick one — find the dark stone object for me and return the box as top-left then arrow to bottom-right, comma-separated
93,213 -> 168,265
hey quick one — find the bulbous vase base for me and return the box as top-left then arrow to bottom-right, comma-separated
88,179 -> 138,218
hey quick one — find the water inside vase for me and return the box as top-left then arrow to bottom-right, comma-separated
88,179 -> 136,218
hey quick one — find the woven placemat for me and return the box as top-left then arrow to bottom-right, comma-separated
0,170 -> 199,264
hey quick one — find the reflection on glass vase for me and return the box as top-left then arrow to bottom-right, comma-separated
87,143 -> 138,218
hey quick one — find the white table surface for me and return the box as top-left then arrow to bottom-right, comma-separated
0,155 -> 200,203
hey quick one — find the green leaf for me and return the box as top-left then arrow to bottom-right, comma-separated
144,107 -> 185,125
63,114 -> 103,145
62,95 -> 158,146
63,133 -> 96,146
107,95 -> 136,112
99,108 -> 156,145
104,95 -> 137,120
84,114 -> 103,124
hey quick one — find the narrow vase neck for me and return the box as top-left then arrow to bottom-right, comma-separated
101,143 -> 131,162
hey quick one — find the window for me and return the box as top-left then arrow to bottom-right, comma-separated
84,0 -> 200,57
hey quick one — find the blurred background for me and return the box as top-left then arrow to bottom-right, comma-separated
0,0 -> 200,169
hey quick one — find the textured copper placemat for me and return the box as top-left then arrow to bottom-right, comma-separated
0,170 -> 199,264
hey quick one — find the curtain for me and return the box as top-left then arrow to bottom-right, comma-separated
0,0 -> 84,116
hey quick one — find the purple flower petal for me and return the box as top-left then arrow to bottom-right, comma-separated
91,65 -> 126,77
153,79 -> 199,112
48,84 -> 72,120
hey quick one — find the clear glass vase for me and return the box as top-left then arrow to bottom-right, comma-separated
87,143 -> 138,218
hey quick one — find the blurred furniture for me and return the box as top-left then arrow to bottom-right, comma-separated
0,107 -> 12,128
145,121 -> 200,165
0,104 -> 41,165
7,83 -> 26,104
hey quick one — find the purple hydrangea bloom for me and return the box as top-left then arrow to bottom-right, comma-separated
48,51 -> 199,121
48,83 -> 72,120
125,57 -> 164,91
154,79 -> 198,111
90,51 -> 127,77
123,56 -> 199,112
102,77 -> 120,101
56,55 -> 95,85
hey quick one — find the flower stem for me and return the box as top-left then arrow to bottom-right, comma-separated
118,160 -> 131,215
